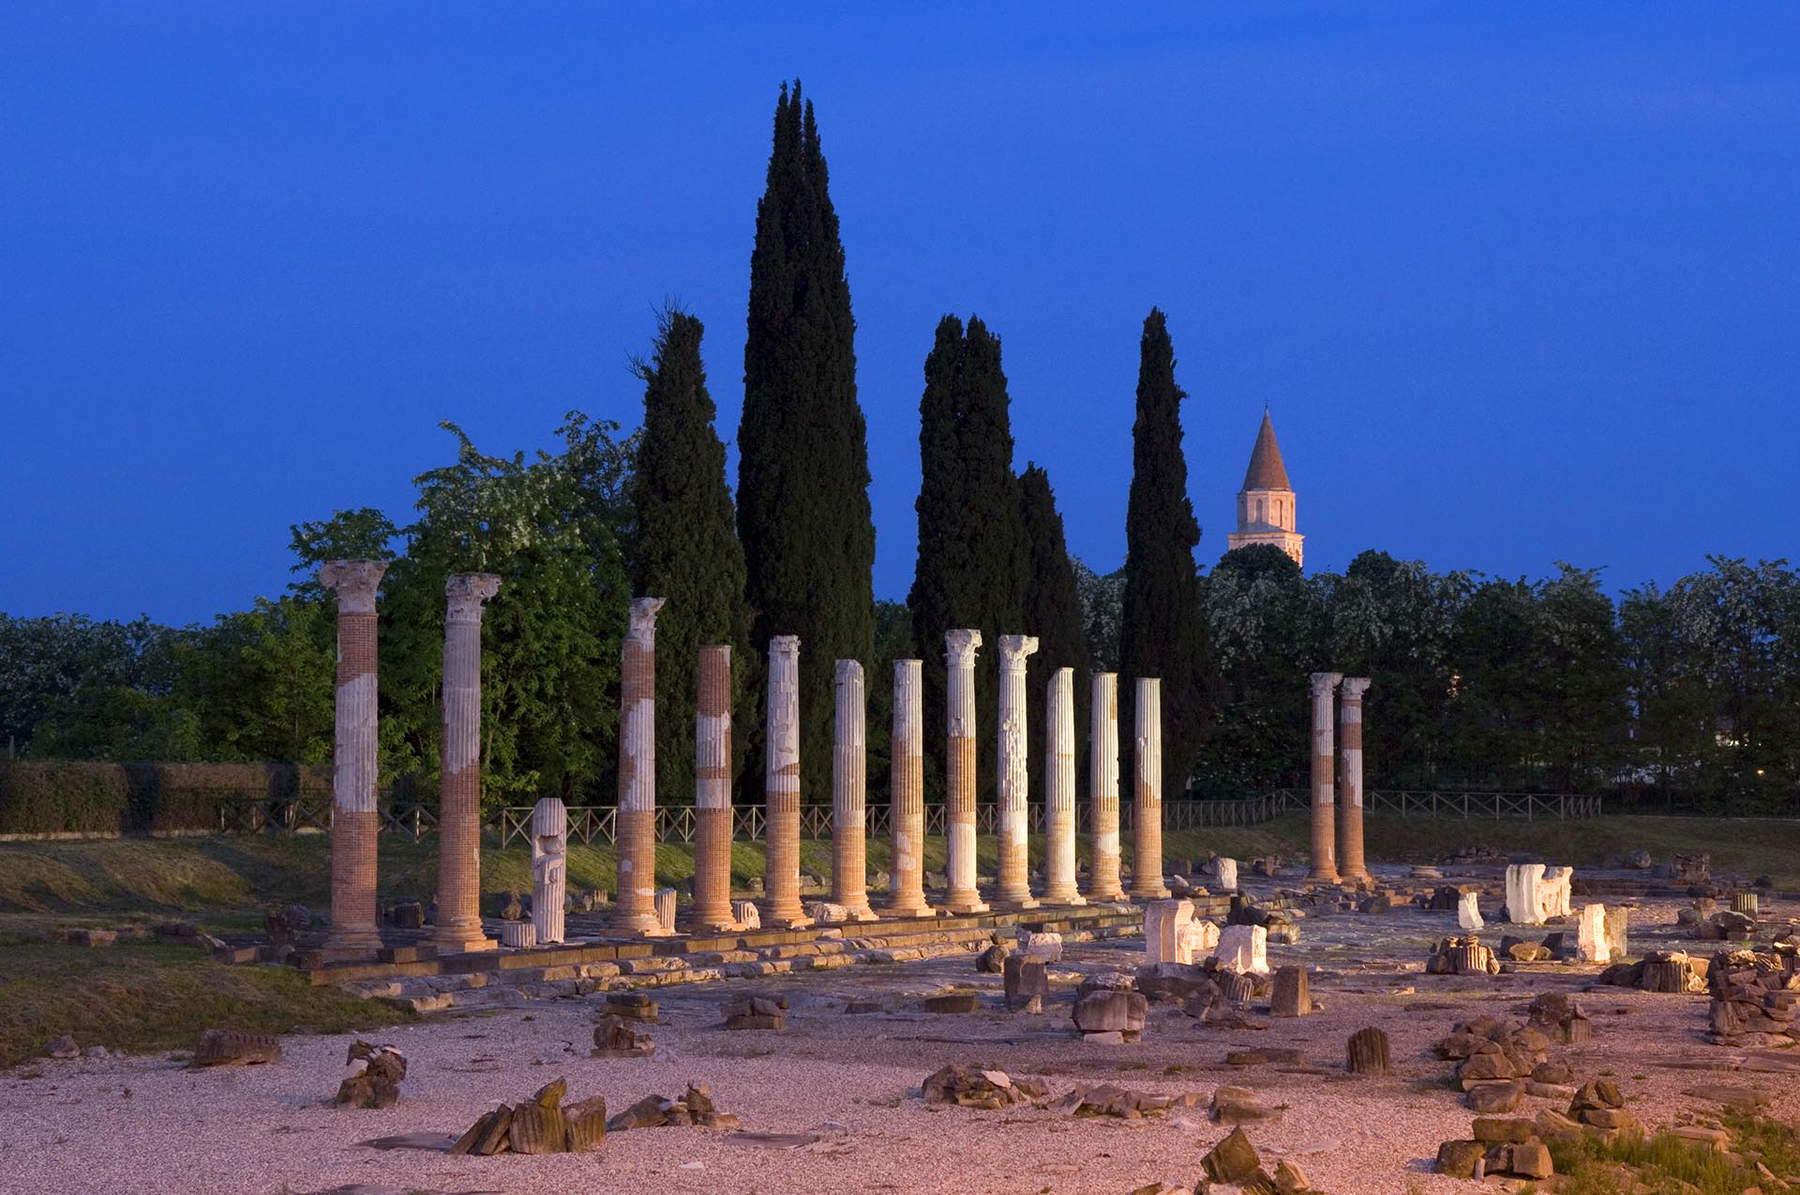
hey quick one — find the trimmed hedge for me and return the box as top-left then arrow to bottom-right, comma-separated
0,762 -> 331,836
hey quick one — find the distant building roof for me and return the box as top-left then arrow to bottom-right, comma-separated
1240,410 -> 1292,492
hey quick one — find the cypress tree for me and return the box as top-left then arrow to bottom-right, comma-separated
1120,308 -> 1211,795
1018,462 -> 1091,801
633,309 -> 751,803
909,315 -> 1030,798
738,81 -> 875,805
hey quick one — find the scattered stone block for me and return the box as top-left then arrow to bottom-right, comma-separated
607,992 -> 658,1021
1015,929 -> 1063,962
1472,1117 -> 1535,1144
976,942 -> 1010,973
592,1014 -> 655,1058
922,993 -> 980,1014
1345,1026 -> 1389,1075
335,1041 -> 407,1108
922,1064 -> 1046,1109
1199,1126 -> 1261,1185
1466,1081 -> 1524,1113
563,1095 -> 607,1152
1577,903 -> 1611,964
722,992 -> 789,1029
194,1028 -> 281,1067
1003,955 -> 1049,1013
1209,1085 -> 1278,1124
1434,1139 -> 1483,1179
1073,989 -> 1147,1041
1213,924 -> 1269,976
1457,890 -> 1485,931
1269,966 -> 1310,1018
731,899 -> 761,929
1426,935 -> 1498,975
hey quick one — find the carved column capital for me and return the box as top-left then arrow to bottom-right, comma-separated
1340,676 -> 1372,701
997,634 -> 1039,672
944,628 -> 982,668
319,560 -> 389,613
445,573 -> 501,624
627,596 -> 667,648
1309,671 -> 1345,699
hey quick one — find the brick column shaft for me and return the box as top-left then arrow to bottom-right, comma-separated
830,659 -> 877,919
1130,677 -> 1171,899
943,629 -> 987,913
761,635 -> 811,928
1337,676 -> 1372,883
1308,671 -> 1344,883
612,597 -> 668,936
1042,666 -> 1084,904
434,571 -> 501,953
689,645 -> 736,930
1088,672 -> 1126,901
994,634 -> 1039,909
886,659 -> 933,917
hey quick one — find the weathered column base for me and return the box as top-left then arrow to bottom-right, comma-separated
612,910 -> 674,938
758,906 -> 815,931
995,895 -> 1039,911
943,891 -> 989,915
884,899 -> 939,919
1040,886 -> 1086,906
432,921 -> 497,954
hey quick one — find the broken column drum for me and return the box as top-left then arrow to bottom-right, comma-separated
1087,672 -> 1126,901
829,659 -> 877,920
1041,666 -> 1084,905
612,597 -> 669,937
1505,863 -> 1547,926
1307,671 -> 1343,883
943,630 -> 988,913
761,635 -> 812,928
688,644 -> 736,931
1336,676 -> 1371,883
531,797 -> 568,945
994,634 -> 1040,909
321,560 -> 392,955
1130,677 -> 1171,899
432,570 -> 501,954
885,659 -> 933,917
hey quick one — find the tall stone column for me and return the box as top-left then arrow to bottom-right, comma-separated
1088,672 -> 1126,901
612,597 -> 669,937
943,629 -> 988,913
432,571 -> 500,954
886,659 -> 933,917
1337,676 -> 1372,884
1307,671 -> 1344,883
993,635 -> 1040,909
829,659 -> 878,920
761,635 -> 812,928
688,645 -> 736,931
320,560 -> 391,955
1130,677 -> 1171,899
1042,666 -> 1084,905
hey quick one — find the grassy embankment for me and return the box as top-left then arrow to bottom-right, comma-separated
2,812 -> 1793,1070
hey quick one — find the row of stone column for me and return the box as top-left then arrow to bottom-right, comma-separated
1306,671 -> 1372,885
317,559 -> 1176,954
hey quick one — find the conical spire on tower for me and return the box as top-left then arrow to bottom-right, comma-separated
1227,410 -> 1304,567
1241,410 -> 1292,492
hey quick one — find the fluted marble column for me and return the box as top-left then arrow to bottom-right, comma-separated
1308,671 -> 1343,883
885,660 -> 933,917
1088,672 -> 1126,901
829,659 -> 877,920
612,597 -> 669,936
321,560 -> 391,955
1042,666 -> 1084,905
688,645 -> 736,931
433,571 -> 500,954
994,635 -> 1039,909
761,635 -> 811,928
1130,677 -> 1171,899
1337,676 -> 1372,884
943,629 -> 987,913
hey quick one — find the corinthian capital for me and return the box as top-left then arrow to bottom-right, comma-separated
445,573 -> 502,624
319,559 -> 389,614
944,628 -> 982,669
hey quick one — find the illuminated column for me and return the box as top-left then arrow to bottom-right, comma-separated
321,559 -> 391,955
432,571 -> 501,954
993,635 -> 1039,909
760,635 -> 811,928
1087,672 -> 1126,901
943,629 -> 988,914
688,645 -> 736,931
829,659 -> 877,920
1041,666 -> 1084,905
1308,671 -> 1343,883
885,660 -> 933,917
1337,676 -> 1372,883
1130,677 -> 1171,899
612,597 -> 669,936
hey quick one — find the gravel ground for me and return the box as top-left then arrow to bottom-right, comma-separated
4,880 -> 1796,1195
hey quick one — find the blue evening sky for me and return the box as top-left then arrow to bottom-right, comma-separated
3,5 -> 1796,625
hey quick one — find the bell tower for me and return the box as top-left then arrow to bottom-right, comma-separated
1226,410 -> 1304,567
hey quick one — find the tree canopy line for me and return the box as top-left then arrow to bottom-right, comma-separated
3,82 -> 1795,817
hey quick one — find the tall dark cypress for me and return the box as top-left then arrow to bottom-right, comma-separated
1120,308 -> 1211,794
633,309 -> 751,802
738,82 -> 875,804
909,315 -> 1030,796
1018,462 -> 1092,801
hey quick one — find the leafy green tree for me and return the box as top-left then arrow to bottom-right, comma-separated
287,508 -> 400,601
1074,558 -> 1125,672
738,80 -> 875,804
1120,308 -> 1211,792
0,614 -> 176,756
909,314 -> 1031,796
632,309 -> 751,805
172,597 -> 336,762
381,420 -> 632,808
